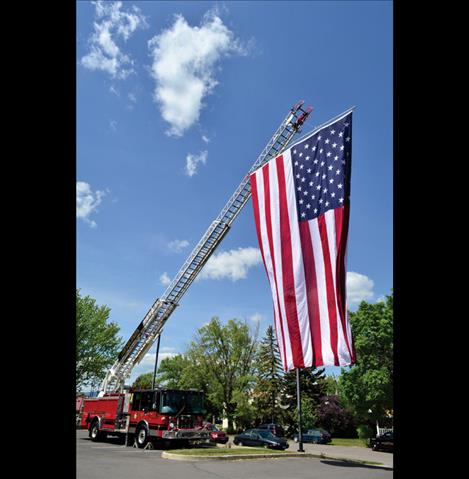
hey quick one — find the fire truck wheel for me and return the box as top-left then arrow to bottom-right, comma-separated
90,420 -> 102,442
136,425 -> 149,449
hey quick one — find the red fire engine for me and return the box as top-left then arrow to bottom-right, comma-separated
80,388 -> 210,448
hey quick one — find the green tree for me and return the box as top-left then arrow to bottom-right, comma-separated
297,396 -> 318,430
76,289 -> 123,392
186,317 -> 259,433
252,325 -> 284,424
232,389 -> 256,430
156,354 -> 196,389
132,372 -> 154,390
338,292 -> 393,425
323,375 -> 340,396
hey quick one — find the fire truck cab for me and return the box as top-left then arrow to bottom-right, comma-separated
80,388 -> 210,448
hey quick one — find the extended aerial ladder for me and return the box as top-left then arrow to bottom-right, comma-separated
99,101 -> 313,395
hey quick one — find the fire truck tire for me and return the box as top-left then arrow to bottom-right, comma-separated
90,420 -> 103,442
136,425 -> 150,449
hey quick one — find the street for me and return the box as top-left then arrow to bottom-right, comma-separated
77,430 -> 392,479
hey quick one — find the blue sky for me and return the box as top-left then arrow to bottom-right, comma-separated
76,1 -> 392,383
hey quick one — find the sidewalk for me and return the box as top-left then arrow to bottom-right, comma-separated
289,441 -> 393,468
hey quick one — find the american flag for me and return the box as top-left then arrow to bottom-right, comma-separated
250,111 -> 356,371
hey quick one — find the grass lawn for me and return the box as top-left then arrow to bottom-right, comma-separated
329,438 -> 369,447
167,446 -> 289,456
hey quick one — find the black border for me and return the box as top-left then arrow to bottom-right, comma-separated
13,2 -> 76,477
394,0 -> 448,475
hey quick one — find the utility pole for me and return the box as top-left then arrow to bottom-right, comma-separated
296,368 -> 304,452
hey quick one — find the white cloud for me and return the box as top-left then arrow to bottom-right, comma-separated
185,150 -> 208,177
139,351 -> 178,367
202,135 -> 210,143
346,271 -> 374,306
168,239 -> 190,252
160,346 -> 178,353
129,350 -> 179,383
249,313 -> 264,324
148,10 -> 247,137
110,120 -> 118,131
76,181 -> 107,228
159,272 -> 171,286
81,1 -> 148,79
199,247 -> 262,281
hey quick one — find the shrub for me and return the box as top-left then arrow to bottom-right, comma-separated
316,395 -> 356,437
356,424 -> 374,439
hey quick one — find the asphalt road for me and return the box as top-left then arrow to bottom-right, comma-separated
76,430 -> 392,479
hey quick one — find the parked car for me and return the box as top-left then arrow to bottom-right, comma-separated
370,431 -> 393,452
203,423 -> 229,444
293,428 -> 331,444
257,423 -> 285,437
233,429 -> 289,450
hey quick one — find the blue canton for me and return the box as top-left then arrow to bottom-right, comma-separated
291,113 -> 352,221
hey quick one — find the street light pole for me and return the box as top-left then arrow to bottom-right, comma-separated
151,334 -> 161,389
296,368 -> 304,452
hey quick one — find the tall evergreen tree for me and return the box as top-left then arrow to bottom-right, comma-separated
252,325 -> 284,423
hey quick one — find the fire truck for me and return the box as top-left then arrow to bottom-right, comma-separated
80,388 -> 209,448
79,101 -> 314,448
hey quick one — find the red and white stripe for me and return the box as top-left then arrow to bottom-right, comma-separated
250,148 -> 355,371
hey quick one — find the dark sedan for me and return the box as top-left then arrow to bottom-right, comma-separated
370,431 -> 393,452
233,429 -> 289,450
293,428 -> 331,444
257,423 -> 285,437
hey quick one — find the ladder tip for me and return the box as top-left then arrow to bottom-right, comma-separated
291,100 -> 305,111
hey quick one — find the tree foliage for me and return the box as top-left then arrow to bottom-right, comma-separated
186,317 -> 259,432
156,354 -> 196,389
323,375 -> 340,396
132,372 -> 154,390
76,289 -> 123,392
316,395 -> 356,437
338,292 -> 393,424
252,325 -> 284,424
298,396 -> 319,430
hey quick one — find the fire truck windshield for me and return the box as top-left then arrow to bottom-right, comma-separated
160,390 -> 205,414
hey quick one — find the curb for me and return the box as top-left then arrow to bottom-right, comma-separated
162,451 -> 307,461
161,451 -> 393,469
